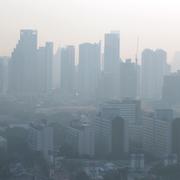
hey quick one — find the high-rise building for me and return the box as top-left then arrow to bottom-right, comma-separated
141,49 -> 168,100
102,31 -> 121,99
120,59 -> 138,99
172,52 -> 180,72
0,58 -> 5,93
172,118 -> 180,161
100,99 -> 141,124
29,122 -> 54,163
45,42 -> 53,92
8,30 -> 38,95
94,114 -> 128,157
143,109 -> 173,157
94,99 -> 141,156
142,112 -> 155,155
37,42 -> 53,93
0,136 -> 7,151
78,43 -> 101,100
104,31 -> 120,74
60,46 -> 75,97
66,120 -> 95,157
154,49 -> 169,96
0,57 -> 9,94
111,117 -> 128,158
141,49 -> 154,100
162,71 -> 180,105
53,48 -> 61,89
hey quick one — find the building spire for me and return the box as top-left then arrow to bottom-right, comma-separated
135,37 -> 139,65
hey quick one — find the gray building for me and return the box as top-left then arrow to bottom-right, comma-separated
66,120 -> 95,157
94,99 -> 141,156
120,59 -> 139,100
141,49 -> 168,100
0,57 -> 9,94
60,46 -> 75,97
143,109 -> 173,157
29,122 -> 54,163
8,30 -> 38,95
162,71 -> 180,105
78,42 -> 101,100
37,42 -> 53,93
102,31 -> 121,99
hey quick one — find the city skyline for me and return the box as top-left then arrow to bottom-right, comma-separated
1,1 -> 180,179
1,28 -> 180,63
1,0 -> 180,61
1,28 -> 180,66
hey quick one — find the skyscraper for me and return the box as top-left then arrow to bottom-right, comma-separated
78,42 -> 101,100
120,59 -> 138,99
53,48 -> 61,89
0,57 -> 8,94
94,99 -> 141,156
143,109 -> 173,157
154,49 -> 168,97
45,42 -> 53,92
8,30 -> 38,95
172,52 -> 180,72
37,42 -> 53,93
29,122 -> 54,163
141,49 -> 155,100
172,118 -> 180,160
111,117 -> 128,158
104,31 -> 120,74
60,46 -> 75,97
102,31 -> 121,99
162,71 -> 180,105
141,49 -> 168,100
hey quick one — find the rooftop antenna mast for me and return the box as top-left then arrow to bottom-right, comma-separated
135,37 -> 140,100
135,37 -> 139,65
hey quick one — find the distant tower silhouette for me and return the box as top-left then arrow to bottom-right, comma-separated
60,46 -> 75,97
8,30 -> 38,95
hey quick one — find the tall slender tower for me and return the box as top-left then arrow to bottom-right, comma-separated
60,46 -> 75,97
37,42 -> 53,93
104,31 -> 120,74
102,31 -> 121,99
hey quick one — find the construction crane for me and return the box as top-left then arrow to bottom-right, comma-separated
135,37 -> 140,99
135,37 -> 139,65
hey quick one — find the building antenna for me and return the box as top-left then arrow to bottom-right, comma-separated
135,37 -> 139,65
135,37 -> 140,100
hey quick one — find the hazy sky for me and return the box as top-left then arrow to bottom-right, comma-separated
1,0 -> 180,61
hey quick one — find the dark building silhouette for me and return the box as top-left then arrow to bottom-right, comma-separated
172,118 -> 180,160
111,117 -> 127,158
120,59 -> 138,99
103,168 -> 128,180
